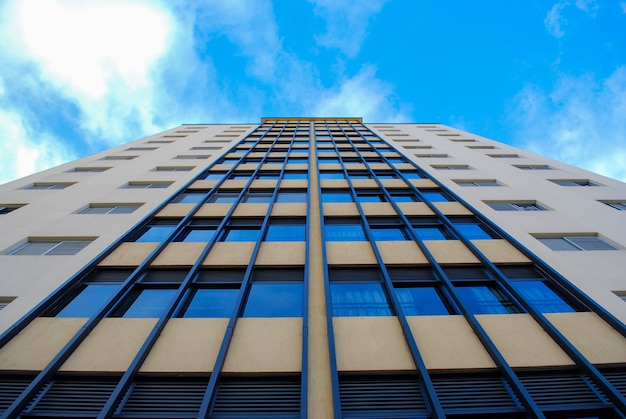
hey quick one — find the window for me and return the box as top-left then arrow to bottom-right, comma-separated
72,167 -> 110,172
172,191 -> 207,204
243,269 -> 304,317
388,191 -> 419,203
209,192 -> 241,203
420,190 -> 452,202
79,204 -> 141,214
454,180 -> 500,187
265,219 -> 306,241
400,171 -> 424,179
410,217 -> 451,240
356,190 -> 387,203
102,155 -> 137,160
24,183 -> 73,190
395,286 -> 450,315
488,154 -> 518,158
329,269 -> 392,316
602,201 -> 626,210
282,171 -> 307,180
324,218 -> 366,241
221,218 -> 263,242
319,171 -> 344,180
499,267 -> 577,313
322,190 -> 353,203
181,288 -> 239,317
114,289 -> 178,318
514,164 -> 551,170
53,270 -> 129,317
134,222 -> 178,242
455,285 -> 518,314
0,297 -> 16,310
154,166 -> 194,172
0,204 -> 24,214
550,179 -> 600,187
201,172 -> 227,180
431,165 -> 471,170
8,239 -> 92,255
276,190 -> 307,203
450,218 -> 497,240
536,235 -> 617,251
486,202 -> 546,211
368,218 -> 410,241
175,220 -> 219,242
242,191 -> 273,203
123,182 -> 172,189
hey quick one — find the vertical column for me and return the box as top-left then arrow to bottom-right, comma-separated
307,121 -> 335,418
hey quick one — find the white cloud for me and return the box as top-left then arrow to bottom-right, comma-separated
310,0 -> 388,58
545,2 -> 568,38
507,67 -> 626,182
312,66 -> 410,122
620,2 -> 626,13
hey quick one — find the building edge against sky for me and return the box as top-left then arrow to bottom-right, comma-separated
0,118 -> 623,417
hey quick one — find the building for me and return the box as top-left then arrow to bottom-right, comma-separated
0,117 -> 624,418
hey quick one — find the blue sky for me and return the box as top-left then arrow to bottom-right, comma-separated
0,0 -> 625,184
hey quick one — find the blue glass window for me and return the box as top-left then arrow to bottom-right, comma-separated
413,227 -> 450,241
395,287 -> 450,315
180,229 -> 217,242
256,172 -> 280,180
371,227 -> 408,241
56,285 -> 120,317
331,283 -> 392,316
209,193 -> 240,203
453,220 -> 494,240
243,283 -> 303,317
322,191 -> 353,203
511,281 -> 575,313
402,171 -> 423,179
389,193 -> 419,203
319,172 -> 344,180
222,228 -> 261,242
242,192 -> 273,203
182,288 -> 239,317
135,224 -> 177,242
119,289 -> 178,318
283,172 -> 307,179
276,192 -> 307,203
325,219 -> 366,241
202,172 -> 226,180
455,285 -> 519,314
172,192 -> 207,204
421,191 -> 451,202
265,220 -> 306,241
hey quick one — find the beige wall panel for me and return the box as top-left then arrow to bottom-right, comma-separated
255,242 -> 306,266
250,180 -> 278,189
318,163 -> 343,171
238,163 -> 259,171
377,241 -> 429,265
424,241 -> 480,264
350,180 -> 378,189
60,318 -> 157,372
321,179 -> 349,189
407,316 -> 496,370
397,202 -> 435,216
381,179 -> 409,189
203,242 -> 255,266
410,179 -> 438,188
280,180 -> 308,189
140,318 -> 229,373
220,180 -> 247,190
546,312 -> 626,364
362,202 -> 398,216
433,202 -> 473,216
395,163 -> 415,171
188,180 -> 218,190
98,242 -> 158,266
271,203 -> 307,217
473,240 -> 532,264
151,242 -> 206,266
286,164 -> 308,172
232,203 -> 270,217
333,317 -> 415,371
155,203 -> 194,218
223,318 -> 302,372
477,314 -> 574,367
369,163 -> 391,172
0,318 -> 87,370
326,242 -> 377,265
262,164 -> 284,171
195,204 -> 232,217
322,203 -> 360,216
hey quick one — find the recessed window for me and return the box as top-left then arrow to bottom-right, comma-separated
536,235 -> 617,251
79,204 -> 141,214
0,297 -> 16,311
388,191 -> 420,203
71,167 -> 110,172
454,180 -> 500,187
126,147 -> 157,152
276,191 -> 307,203
550,179 -> 600,187
420,190 -> 452,202
415,154 -> 448,158
115,288 -> 178,318
395,286 -> 450,315
514,164 -> 551,170
451,217 -> 497,240
181,288 -> 239,317
134,222 -> 178,242
410,217 -> 452,240
209,192 -> 241,203
319,171 -> 344,180
488,154 -> 518,158
7,239 -> 93,255
454,285 -> 519,314
176,155 -> 210,159
601,201 -> 626,211
0,204 -> 24,215
265,219 -> 306,241
102,155 -> 137,160
175,220 -> 219,243
155,166 -> 194,172
330,269 -> 392,316
243,269 -> 304,317
191,146 -> 221,151
322,190 -> 353,203
324,218 -> 366,241
283,171 -> 308,180
431,165 -> 471,170
466,145 -> 495,149
369,218 -> 410,241
221,219 -> 263,242
123,182 -> 172,189
201,172 -> 227,180
24,182 -> 74,190
486,202 -> 546,211
172,192 -> 207,204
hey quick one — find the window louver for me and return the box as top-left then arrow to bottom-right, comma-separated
339,374 -> 428,418
432,374 -> 522,414
212,376 -> 300,418
602,370 -> 626,397
0,376 -> 33,413
519,372 -> 609,408
26,377 -> 117,415
118,378 -> 208,418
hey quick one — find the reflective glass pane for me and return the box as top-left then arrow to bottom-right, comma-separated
395,287 -> 449,315
122,289 -> 177,318
331,283 -> 392,316
454,224 -> 492,240
371,227 -> 408,241
57,285 -> 120,317
223,228 -> 261,242
511,281 -> 575,313
325,224 -> 366,241
455,286 -> 518,314
182,229 -> 216,242
182,288 -> 239,317
243,283 -> 303,317
265,224 -> 305,241
413,227 -> 448,240
421,191 -> 450,202
136,225 -> 176,242
322,192 -> 353,203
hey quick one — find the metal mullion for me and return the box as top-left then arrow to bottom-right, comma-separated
561,236 -> 585,251
40,241 -> 63,256
315,121 -> 343,418
1,124 -> 277,419
300,121 -> 312,419
341,122 -> 544,418
198,122 -> 295,418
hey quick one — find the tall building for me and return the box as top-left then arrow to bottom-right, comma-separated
0,117 -> 624,418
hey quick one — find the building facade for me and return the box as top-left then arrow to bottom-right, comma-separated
0,117 -> 624,418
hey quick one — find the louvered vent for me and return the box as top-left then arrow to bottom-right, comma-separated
432,374 -> 522,413
519,371 -> 608,408
26,377 -> 117,415
602,370 -> 626,397
119,377 -> 208,418
339,374 -> 428,418
212,375 -> 300,418
0,376 -> 33,413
